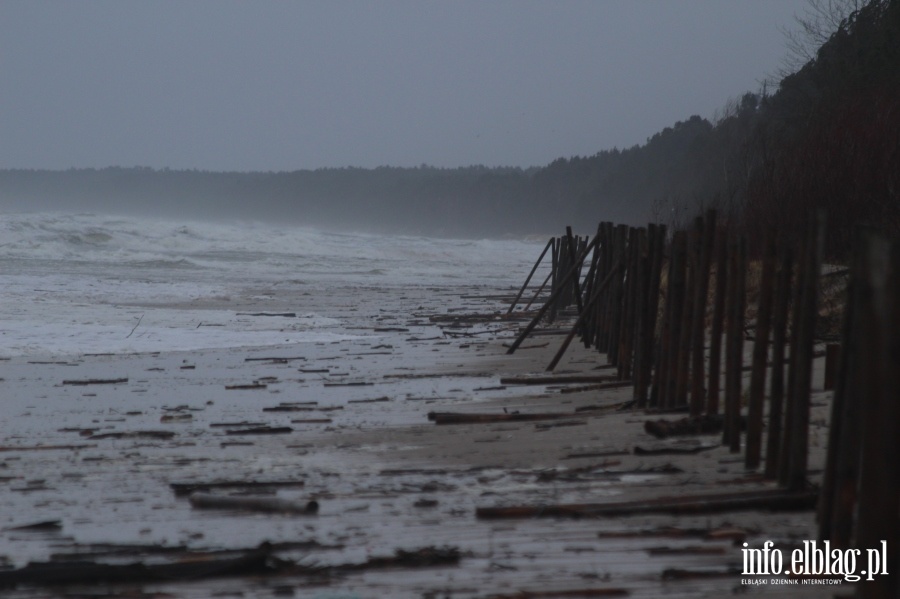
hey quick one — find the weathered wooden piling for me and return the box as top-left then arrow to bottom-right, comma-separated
784,212 -> 825,491
707,226 -> 728,415
745,233 -> 776,470
764,242 -> 793,480
508,237 -> 554,315
723,237 -> 746,453
689,210 -> 716,416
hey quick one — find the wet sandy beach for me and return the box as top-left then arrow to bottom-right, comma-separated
0,283 -> 835,598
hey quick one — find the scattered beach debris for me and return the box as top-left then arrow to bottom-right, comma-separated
169,480 -> 306,496
225,383 -> 268,390
188,493 -> 319,515
427,411 -> 571,425
224,426 -> 293,435
643,414 -> 727,439
475,488 -> 818,519
633,443 -> 718,456
88,431 -> 175,440
4,520 -> 63,532
61,378 -> 128,386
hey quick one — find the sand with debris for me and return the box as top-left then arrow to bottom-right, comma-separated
0,284 -> 835,598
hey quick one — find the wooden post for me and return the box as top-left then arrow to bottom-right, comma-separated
664,231 -> 687,408
580,224 -> 604,346
506,235 -> 601,354
606,225 -> 629,365
785,212 -> 825,491
778,228 -> 807,486
689,209 -> 716,416
818,231 -> 861,546
745,233 -> 776,470
729,238 -> 747,453
723,237 -> 746,451
546,260 -> 622,372
855,234 -> 900,599
632,227 -> 651,403
675,219 -> 699,408
647,226 -> 669,407
637,224 -> 665,406
707,226 -> 728,415
508,237 -> 554,314
823,343 -> 840,391
764,243 -> 793,480
565,227 -> 587,327
618,228 -> 640,380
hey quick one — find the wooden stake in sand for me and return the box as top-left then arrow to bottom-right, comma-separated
507,237 -> 554,315
745,233 -> 776,470
506,234 -> 600,354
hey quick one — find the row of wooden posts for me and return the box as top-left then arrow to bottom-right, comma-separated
508,214 -> 897,598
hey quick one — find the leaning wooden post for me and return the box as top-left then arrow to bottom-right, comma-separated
764,242 -> 794,480
506,235 -> 600,354
508,237 -> 554,315
745,233 -> 776,470
785,212 -> 825,492
546,260 -> 623,372
522,267 -> 554,312
707,226 -> 728,415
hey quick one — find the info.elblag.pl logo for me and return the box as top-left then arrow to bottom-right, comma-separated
741,540 -> 889,585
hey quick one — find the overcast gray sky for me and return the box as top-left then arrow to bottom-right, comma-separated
0,1 -> 808,172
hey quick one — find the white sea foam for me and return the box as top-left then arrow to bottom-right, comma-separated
0,211 -> 546,356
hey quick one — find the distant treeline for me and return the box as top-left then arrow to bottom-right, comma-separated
2,0 -> 897,250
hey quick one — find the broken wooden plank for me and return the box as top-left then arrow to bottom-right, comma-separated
427,411 -> 571,425
475,489 -> 817,519
224,426 -> 293,436
500,375 -> 618,386
0,544 -> 286,586
188,493 -> 319,514
88,431 -> 175,440
4,520 -> 63,532
596,526 -> 753,542
643,414 -> 724,439
61,378 -> 128,386
0,444 -> 96,452
560,380 -> 633,394
633,444 -> 718,456
169,481 -> 306,496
